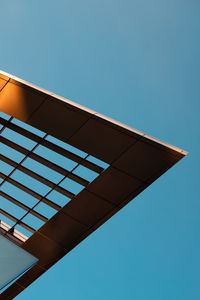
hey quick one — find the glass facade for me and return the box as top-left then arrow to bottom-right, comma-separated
0,234 -> 38,290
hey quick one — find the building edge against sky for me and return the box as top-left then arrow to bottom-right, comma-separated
0,70 -> 187,299
0,70 -> 188,156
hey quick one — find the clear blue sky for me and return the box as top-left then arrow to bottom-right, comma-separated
0,1 -> 199,299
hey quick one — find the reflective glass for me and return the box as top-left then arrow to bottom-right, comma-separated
0,234 -> 38,290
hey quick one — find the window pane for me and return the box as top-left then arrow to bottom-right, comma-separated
0,234 -> 38,290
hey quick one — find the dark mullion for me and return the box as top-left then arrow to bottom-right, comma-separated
15,154 -> 90,228
0,172 -> 62,210
0,154 -> 82,197
0,116 -> 104,173
0,136 -> 89,187
0,191 -> 48,222
0,116 -> 13,135
0,208 -> 35,233
41,139 -> 103,173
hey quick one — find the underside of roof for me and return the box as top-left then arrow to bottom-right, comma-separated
0,70 -> 187,299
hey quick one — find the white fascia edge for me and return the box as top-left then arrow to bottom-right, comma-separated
0,70 -> 188,156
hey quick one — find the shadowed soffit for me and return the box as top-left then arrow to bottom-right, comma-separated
0,70 -> 187,299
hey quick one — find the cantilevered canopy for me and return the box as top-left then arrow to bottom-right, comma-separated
0,70 -> 187,299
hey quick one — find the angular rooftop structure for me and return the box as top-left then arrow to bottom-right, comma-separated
0,70 -> 187,299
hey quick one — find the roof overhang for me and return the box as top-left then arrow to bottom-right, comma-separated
0,70 -> 187,299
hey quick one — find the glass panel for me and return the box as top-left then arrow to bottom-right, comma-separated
0,234 -> 38,290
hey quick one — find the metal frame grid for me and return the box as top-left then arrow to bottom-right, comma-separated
0,70 -> 187,299
0,112 -> 107,243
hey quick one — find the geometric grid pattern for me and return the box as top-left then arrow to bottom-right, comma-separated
0,111 -> 108,241
0,70 -> 187,298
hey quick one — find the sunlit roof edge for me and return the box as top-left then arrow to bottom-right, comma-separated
0,70 -> 188,156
